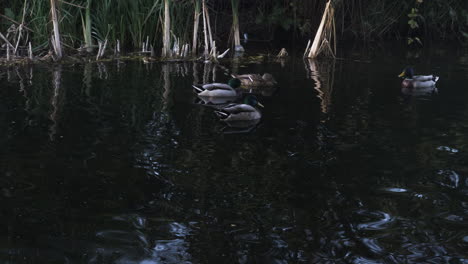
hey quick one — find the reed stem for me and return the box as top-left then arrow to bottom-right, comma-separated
192,0 -> 201,55
50,0 -> 63,59
162,0 -> 171,57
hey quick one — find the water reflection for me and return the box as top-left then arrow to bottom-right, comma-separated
49,65 -> 64,140
305,58 -> 335,113
1,49 -> 468,263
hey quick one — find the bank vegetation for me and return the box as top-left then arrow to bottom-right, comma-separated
0,0 -> 467,62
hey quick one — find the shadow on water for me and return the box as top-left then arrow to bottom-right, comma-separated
1,45 -> 468,263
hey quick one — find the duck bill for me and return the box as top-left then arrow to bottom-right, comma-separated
398,71 -> 405,78
257,102 -> 265,108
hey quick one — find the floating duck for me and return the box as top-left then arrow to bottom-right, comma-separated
192,78 -> 241,98
231,73 -> 277,87
398,67 -> 439,89
214,95 -> 264,122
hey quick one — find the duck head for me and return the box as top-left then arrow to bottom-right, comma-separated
398,67 -> 414,79
244,95 -> 264,108
228,78 -> 242,88
262,73 -> 277,83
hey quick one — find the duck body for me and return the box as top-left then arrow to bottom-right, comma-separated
214,95 -> 263,122
215,104 -> 261,122
399,67 -> 439,89
232,73 -> 276,87
193,78 -> 242,98
193,83 -> 237,97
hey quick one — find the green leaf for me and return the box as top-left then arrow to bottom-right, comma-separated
408,20 -> 419,29
4,8 -> 15,20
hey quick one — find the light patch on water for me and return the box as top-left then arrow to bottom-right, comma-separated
413,193 -> 427,199
444,214 -> 464,222
437,146 -> 459,153
381,187 -> 408,193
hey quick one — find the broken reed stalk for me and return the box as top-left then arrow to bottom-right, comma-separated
28,42 -> 33,60
303,40 -> 311,58
14,0 -> 28,55
210,41 -> 218,62
98,38 -> 108,59
116,39 -> 120,55
0,14 -> 33,33
307,0 -> 335,59
162,0 -> 171,57
14,25 -> 23,55
192,0 -> 201,55
277,48 -> 288,58
96,41 -> 102,60
0,32 -> 14,50
50,0 -> 63,59
218,48 -> 230,59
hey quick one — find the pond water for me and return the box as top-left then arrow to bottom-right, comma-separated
1,45 -> 468,263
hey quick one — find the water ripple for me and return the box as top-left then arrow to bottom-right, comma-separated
436,170 -> 460,189
355,210 -> 394,231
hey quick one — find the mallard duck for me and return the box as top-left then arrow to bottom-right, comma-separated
193,78 -> 241,98
398,67 -> 439,88
231,73 -> 277,87
214,95 -> 264,122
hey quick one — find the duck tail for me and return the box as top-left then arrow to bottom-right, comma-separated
433,76 -> 439,82
192,85 -> 204,93
214,110 -> 229,119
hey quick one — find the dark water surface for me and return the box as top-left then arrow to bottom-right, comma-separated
1,46 -> 468,263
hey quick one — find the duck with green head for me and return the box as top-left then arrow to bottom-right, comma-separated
214,95 -> 264,122
193,78 -> 242,98
398,67 -> 439,89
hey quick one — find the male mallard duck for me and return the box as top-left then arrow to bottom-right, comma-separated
193,78 -> 241,98
231,73 -> 277,87
398,67 -> 439,88
214,95 -> 264,122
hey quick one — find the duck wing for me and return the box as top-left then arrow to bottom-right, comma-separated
222,104 -> 257,114
412,80 -> 437,88
413,75 -> 439,82
202,83 -> 233,91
